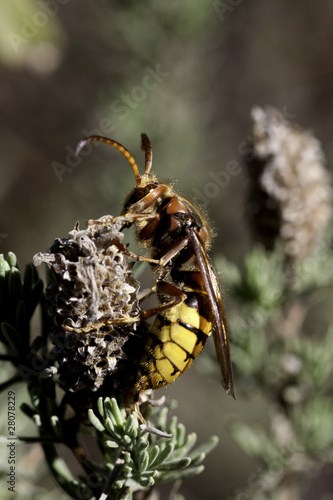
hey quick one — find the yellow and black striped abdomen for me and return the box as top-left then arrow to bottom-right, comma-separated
136,292 -> 212,391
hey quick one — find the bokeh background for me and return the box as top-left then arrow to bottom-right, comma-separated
0,1 -> 333,498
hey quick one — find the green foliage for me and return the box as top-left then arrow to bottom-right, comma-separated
216,241 -> 333,499
217,247 -> 285,309
2,227 -> 333,499
0,252 -> 218,500
291,228 -> 333,293
0,252 -> 43,368
87,397 -> 218,496
0,0 -> 66,70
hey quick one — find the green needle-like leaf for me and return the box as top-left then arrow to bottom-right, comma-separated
124,413 -> 139,439
123,466 -> 133,478
105,440 -> 119,449
176,422 -> 186,447
0,255 -> 11,277
88,409 -> 106,433
105,416 -> 116,436
150,442 -> 174,468
9,267 -> 23,303
97,397 -> 105,419
7,252 -> 18,268
148,445 -> 160,467
136,437 -> 149,454
137,450 -> 149,472
122,435 -> 132,446
157,457 -> 191,471
110,397 -> 126,428
168,415 -> 178,436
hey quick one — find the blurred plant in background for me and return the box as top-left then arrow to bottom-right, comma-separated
0,0 -> 66,74
213,109 -> 333,500
1,109 -> 333,499
1,1 -> 333,498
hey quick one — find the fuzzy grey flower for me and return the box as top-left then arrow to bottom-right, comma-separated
246,106 -> 332,260
34,216 -> 143,392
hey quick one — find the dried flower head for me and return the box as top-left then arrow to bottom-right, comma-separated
246,106 -> 332,260
34,216 -> 143,393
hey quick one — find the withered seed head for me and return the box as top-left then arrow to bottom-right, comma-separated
34,216 -> 142,392
246,106 -> 332,260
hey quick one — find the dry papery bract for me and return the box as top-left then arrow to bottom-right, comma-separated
34,215 -> 144,393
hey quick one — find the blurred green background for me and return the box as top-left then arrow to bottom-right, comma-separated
1,1 -> 333,498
